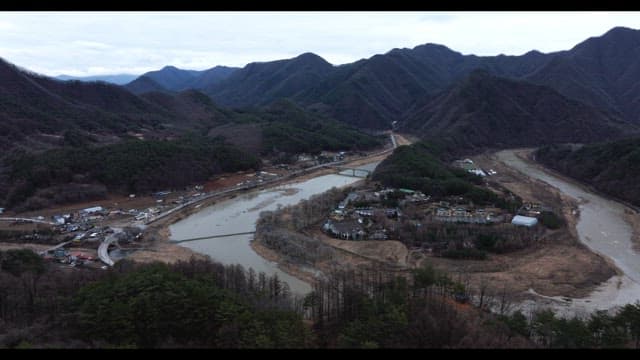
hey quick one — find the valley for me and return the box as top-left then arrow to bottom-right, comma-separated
3,19 -> 640,348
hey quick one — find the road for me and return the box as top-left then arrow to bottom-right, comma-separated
98,234 -> 116,266
0,217 -> 56,226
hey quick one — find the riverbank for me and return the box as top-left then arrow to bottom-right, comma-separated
516,150 -> 640,254
130,148 -> 389,268
247,146 -> 619,302
420,150 -> 618,301
489,149 -> 640,317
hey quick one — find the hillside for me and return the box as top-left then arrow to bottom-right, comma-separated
124,75 -> 171,95
0,58 -> 181,155
372,141 -> 502,205
536,138 -> 640,207
208,99 -> 384,156
0,57 -> 381,209
5,135 -> 260,211
398,70 -> 635,153
205,52 -> 334,107
526,27 -> 640,123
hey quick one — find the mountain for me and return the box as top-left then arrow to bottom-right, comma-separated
0,57 -> 241,155
536,138 -> 640,207
186,66 -> 238,90
136,65 -> 203,91
526,27 -> 640,123
205,52 -> 334,107
119,27 -> 640,132
55,74 -> 138,85
140,89 -> 233,131
203,43 -> 550,130
399,70 -> 635,153
125,75 -> 171,95
125,65 -> 239,94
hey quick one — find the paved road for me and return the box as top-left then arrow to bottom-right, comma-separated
98,234 -> 116,266
0,217 -> 56,226
44,240 -> 73,253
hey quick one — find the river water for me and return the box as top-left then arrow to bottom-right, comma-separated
168,170 -> 375,295
496,150 -> 640,317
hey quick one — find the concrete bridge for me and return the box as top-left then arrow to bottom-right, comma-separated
333,167 -> 372,178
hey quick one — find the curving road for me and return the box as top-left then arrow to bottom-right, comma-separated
98,234 -> 116,266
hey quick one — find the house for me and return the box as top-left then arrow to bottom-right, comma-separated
81,206 -> 104,215
385,208 -> 401,218
511,215 -> 538,227
324,220 -> 365,240
436,208 -> 450,217
355,208 -> 374,217
468,169 -> 487,177
369,230 -> 388,240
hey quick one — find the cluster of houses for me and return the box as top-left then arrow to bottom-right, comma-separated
323,189 -> 408,240
41,248 -> 100,268
431,201 -> 506,224
322,186 -> 548,241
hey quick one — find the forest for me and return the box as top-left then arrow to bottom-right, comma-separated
242,99 -> 384,156
255,187 -> 348,265
2,135 -> 260,211
1,248 -> 640,348
536,139 -> 640,208
373,141 -> 517,208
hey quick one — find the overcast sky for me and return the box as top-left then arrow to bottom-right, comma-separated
0,11 -> 638,77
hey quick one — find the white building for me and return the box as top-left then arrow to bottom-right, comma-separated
511,215 -> 538,227
81,206 -> 104,215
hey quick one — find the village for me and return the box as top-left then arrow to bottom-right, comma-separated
321,158 -> 548,247
0,148 -> 365,270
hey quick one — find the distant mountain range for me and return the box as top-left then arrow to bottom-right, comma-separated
124,65 -> 239,94
121,26 -> 640,135
3,26 -> 640,156
55,74 -> 138,85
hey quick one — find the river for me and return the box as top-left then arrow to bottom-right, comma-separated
496,150 -> 640,317
169,165 -> 379,296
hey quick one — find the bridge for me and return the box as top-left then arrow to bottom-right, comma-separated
170,231 -> 256,244
332,166 -> 372,178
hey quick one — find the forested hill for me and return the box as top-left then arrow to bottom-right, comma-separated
398,71 -> 635,153
209,99 -> 384,156
4,135 -> 260,211
372,141 -> 506,206
536,139 -> 640,207
0,56 -> 378,159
